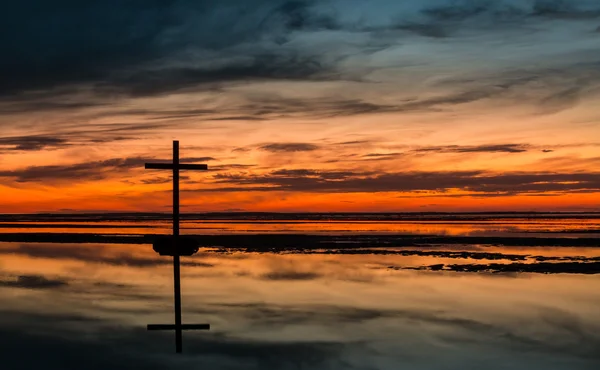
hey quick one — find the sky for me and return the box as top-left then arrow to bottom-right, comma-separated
1,0 -> 600,213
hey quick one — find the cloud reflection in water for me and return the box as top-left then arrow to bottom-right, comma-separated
0,241 -> 599,369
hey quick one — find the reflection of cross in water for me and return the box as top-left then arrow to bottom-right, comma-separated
144,140 -> 210,353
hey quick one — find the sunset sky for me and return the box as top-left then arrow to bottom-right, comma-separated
1,0 -> 599,213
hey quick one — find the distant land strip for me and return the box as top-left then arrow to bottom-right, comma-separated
397,262 -> 600,274
1,212 -> 600,222
0,233 -> 599,248
0,223 -> 160,229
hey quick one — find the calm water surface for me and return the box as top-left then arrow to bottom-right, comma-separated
1,216 -> 599,369
1,217 -> 600,237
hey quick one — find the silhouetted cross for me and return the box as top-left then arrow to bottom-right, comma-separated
144,140 -> 210,353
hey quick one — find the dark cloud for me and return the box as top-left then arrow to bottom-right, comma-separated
208,164 -> 257,172
349,1 -> 600,42
271,169 -> 320,176
531,0 -> 600,19
140,175 -> 190,185
207,169 -> 600,195
180,157 -> 216,163
397,90 -> 501,111
362,153 -> 402,157
238,97 -> 399,118
0,133 -> 131,152
270,169 -> 364,179
392,22 -> 450,38
0,99 -> 105,114
422,0 -> 600,24
0,155 -> 219,184
361,153 -> 403,161
0,274 -> 68,289
102,54 -> 330,97
259,143 -> 320,152
434,59 -> 600,114
0,0 -> 598,110
0,135 -> 69,151
0,157 -> 151,183
415,144 -> 530,154
224,82 -> 570,119
0,0 -> 336,99
342,0 -> 599,44
337,140 -> 372,145
422,1 -> 491,22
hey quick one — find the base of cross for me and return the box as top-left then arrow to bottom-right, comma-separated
147,324 -> 210,331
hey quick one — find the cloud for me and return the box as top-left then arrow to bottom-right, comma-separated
414,144 -> 530,154
208,164 -> 257,172
0,274 -> 68,289
2,0 -> 599,122
103,53 -> 331,97
0,0 -> 338,98
0,135 -> 70,151
259,143 -> 320,152
0,133 -> 134,152
207,169 -> 600,195
361,153 -> 403,161
269,169 -> 363,179
0,157 -> 151,183
140,176 -> 190,185
420,0 -> 600,25
337,140 -> 372,145
0,154 -> 219,184
181,157 -> 216,163
531,0 -> 600,19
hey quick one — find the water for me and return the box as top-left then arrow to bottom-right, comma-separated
0,214 -> 599,369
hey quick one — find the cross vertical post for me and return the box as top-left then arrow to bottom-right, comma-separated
172,140 -> 182,353
144,140 -> 210,353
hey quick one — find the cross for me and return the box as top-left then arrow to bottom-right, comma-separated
144,140 -> 210,353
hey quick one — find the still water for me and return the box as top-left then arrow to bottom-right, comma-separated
1,215 -> 599,369
2,216 -> 600,237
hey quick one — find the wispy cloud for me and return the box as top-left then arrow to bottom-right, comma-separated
259,143 -> 320,152
0,157 -> 150,183
414,144 -> 530,154
0,135 -> 69,151
207,169 -> 600,196
0,274 -> 68,289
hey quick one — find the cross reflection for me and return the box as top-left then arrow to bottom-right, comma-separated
144,140 -> 210,353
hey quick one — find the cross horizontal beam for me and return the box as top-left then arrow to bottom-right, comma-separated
145,163 -> 208,170
147,324 -> 210,331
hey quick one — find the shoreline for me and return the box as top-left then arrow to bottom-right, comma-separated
1,232 -> 599,247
